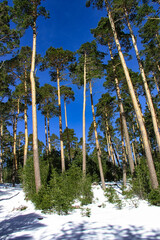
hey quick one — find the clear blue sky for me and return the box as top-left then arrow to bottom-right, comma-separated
13,0 -> 149,146
16,0 -> 108,144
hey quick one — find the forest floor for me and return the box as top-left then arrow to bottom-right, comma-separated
0,182 -> 160,240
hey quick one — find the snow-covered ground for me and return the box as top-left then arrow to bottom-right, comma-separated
0,183 -> 160,240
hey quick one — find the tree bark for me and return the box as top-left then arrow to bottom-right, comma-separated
105,1 -> 159,189
0,122 -> 3,183
125,8 -> 160,153
105,114 -> 115,165
64,99 -> 71,162
57,68 -> 65,172
83,52 -> 87,176
44,117 -> 48,154
23,68 -> 28,166
120,113 -> 127,187
153,74 -> 160,96
89,80 -> 106,190
108,42 -> 135,174
30,22 -> 41,192
47,113 -> 51,153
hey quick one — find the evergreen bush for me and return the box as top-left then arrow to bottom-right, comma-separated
23,158 -> 93,215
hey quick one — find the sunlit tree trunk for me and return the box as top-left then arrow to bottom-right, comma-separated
105,114 -> 115,165
57,68 -> 65,172
105,0 -> 159,189
47,113 -> 51,153
44,117 -> 48,154
83,52 -> 87,176
64,98 -> 71,162
153,74 -> 160,96
125,8 -> 160,153
30,21 -> 41,192
112,143 -> 120,166
0,121 -> 3,183
120,113 -> 127,187
12,98 -> 19,186
89,80 -> 106,190
108,42 -> 135,174
24,66 -> 28,166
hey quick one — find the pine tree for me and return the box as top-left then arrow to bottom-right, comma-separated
41,47 -> 75,172
60,85 -> 75,162
12,0 -> 49,192
87,0 -> 159,189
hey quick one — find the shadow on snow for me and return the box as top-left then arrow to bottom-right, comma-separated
0,213 -> 46,239
50,221 -> 160,240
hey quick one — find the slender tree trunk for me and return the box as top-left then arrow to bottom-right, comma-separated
132,124 -> 140,164
23,69 -> 28,166
153,74 -> 160,96
105,1 -> 159,189
132,142 -> 137,166
47,113 -> 51,153
30,22 -> 41,192
83,52 -> 87,176
0,121 -> 3,183
13,98 -> 20,171
105,129 -> 112,160
12,99 -> 19,187
89,80 -> 106,190
125,8 -> 160,153
120,113 -> 127,187
112,143 -> 120,166
108,42 -> 135,174
105,114 -> 115,165
57,68 -> 65,172
45,117 -> 48,154
64,99 -> 71,162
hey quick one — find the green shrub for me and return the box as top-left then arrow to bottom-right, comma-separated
32,165 -> 93,215
132,157 -> 151,199
105,185 -> 122,209
148,189 -> 160,206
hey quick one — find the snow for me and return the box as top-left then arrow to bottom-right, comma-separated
0,183 -> 160,240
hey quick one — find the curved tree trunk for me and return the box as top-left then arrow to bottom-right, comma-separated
30,22 -> 41,192
23,72 -> 28,166
108,42 -> 135,174
89,80 -> 106,190
125,8 -> 160,153
105,0 -> 159,189
57,68 -> 65,172
83,52 -> 87,176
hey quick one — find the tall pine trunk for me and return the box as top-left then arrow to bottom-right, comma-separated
23,68 -> 28,166
57,68 -> 65,172
12,99 -> 19,186
30,22 -> 41,192
89,80 -> 106,190
105,113 -> 115,165
120,113 -> 127,187
125,8 -> 160,153
47,113 -> 51,153
0,121 -> 3,183
64,98 -> 71,162
105,0 -> 159,189
83,52 -> 87,176
108,42 -> 135,174
44,117 -> 48,154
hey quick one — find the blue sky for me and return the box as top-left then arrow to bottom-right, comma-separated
16,0 -> 108,144
7,0 -> 150,146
